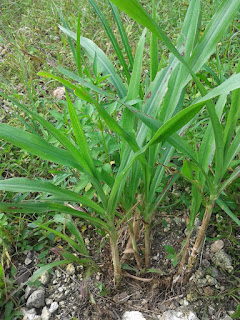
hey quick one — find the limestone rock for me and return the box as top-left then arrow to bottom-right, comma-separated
122,311 -> 146,320
39,271 -> 50,285
22,308 -> 41,320
159,310 -> 199,320
49,301 -> 59,313
53,87 -> 65,100
211,249 -> 233,273
41,306 -> 51,320
26,288 -> 45,308
210,240 -> 224,253
25,286 -> 34,299
66,263 -> 75,275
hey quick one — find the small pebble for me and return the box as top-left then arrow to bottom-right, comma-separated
96,272 -> 101,281
66,264 -> 75,275
45,298 -> 53,305
25,286 -> 34,299
122,311 -> 146,320
41,306 -> 51,320
206,275 -> 217,285
53,87 -> 65,100
39,271 -> 50,285
55,269 -> 61,278
84,238 -> 90,246
211,240 -> 224,253
49,301 -> 59,313
25,257 -> 32,266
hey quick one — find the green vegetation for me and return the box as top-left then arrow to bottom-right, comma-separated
0,0 -> 239,316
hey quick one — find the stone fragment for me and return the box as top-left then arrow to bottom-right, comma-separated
25,285 -> 34,299
53,87 -> 65,100
49,301 -> 59,313
41,306 -> 51,320
122,311 -> 146,320
159,310 -> 199,320
39,271 -> 50,285
24,251 -> 34,266
55,269 -> 61,278
210,240 -> 224,253
66,263 -> 75,275
206,275 -> 217,285
84,237 -> 90,246
22,308 -> 36,320
25,257 -> 32,265
26,288 -> 45,308
45,298 -> 53,305
211,249 -> 233,273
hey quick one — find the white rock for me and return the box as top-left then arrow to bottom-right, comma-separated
55,269 -> 61,278
183,299 -> 189,306
53,87 -> 65,100
25,285 -> 34,299
96,272 -> 101,281
39,271 -> 50,285
211,240 -> 224,253
159,310 -> 199,320
22,308 -> 36,320
66,263 -> 75,275
41,306 -> 51,320
211,249 -> 233,273
122,311 -> 146,320
49,301 -> 59,313
206,275 -> 217,285
84,238 -> 90,246
25,257 -> 32,265
26,289 -> 45,308
45,298 -> 53,305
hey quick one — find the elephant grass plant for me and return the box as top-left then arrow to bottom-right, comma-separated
0,0 -> 240,284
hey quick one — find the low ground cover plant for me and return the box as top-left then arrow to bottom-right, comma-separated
0,0 -> 239,288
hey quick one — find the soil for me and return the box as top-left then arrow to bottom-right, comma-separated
1,208 -> 239,320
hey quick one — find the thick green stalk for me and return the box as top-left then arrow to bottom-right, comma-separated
150,0 -> 158,81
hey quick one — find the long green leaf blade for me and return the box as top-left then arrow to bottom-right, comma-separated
216,198 -> 240,227
224,60 -> 240,151
89,0 -> 130,81
150,0 -> 158,81
59,26 -> 127,98
65,90 -> 96,174
0,178 -> 105,215
121,28 -> 146,152
148,73 -> 240,146
109,1 -> 134,69
0,123 -> 81,170
0,202 -> 108,230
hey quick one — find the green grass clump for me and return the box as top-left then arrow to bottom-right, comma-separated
0,0 -> 239,301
